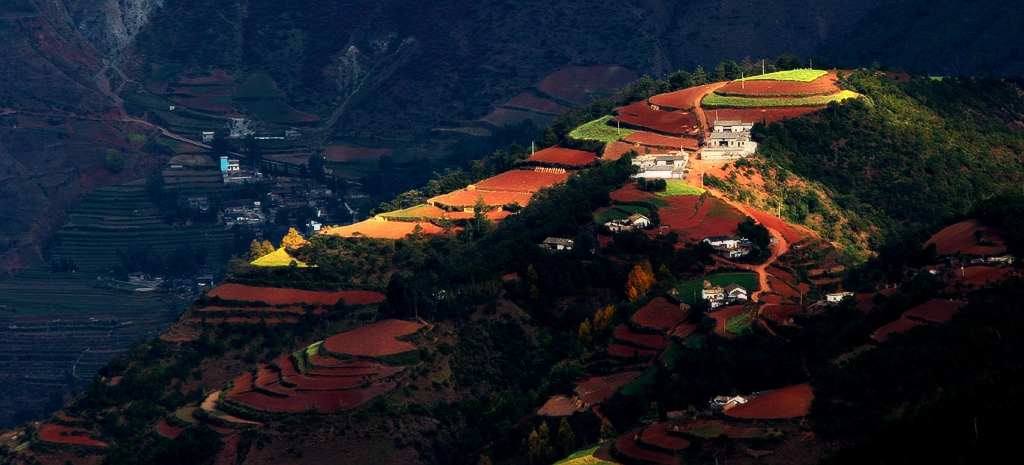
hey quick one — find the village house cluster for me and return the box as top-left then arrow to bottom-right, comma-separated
702,120 -> 757,161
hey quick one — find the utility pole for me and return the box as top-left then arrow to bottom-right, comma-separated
762,59 -> 765,75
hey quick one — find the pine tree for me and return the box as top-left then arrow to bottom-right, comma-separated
557,418 -> 575,456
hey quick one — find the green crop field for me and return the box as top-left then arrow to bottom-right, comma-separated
596,205 -> 649,223
674,273 -> 758,305
725,309 -> 756,335
554,444 -> 616,465
702,90 -> 861,108
736,69 -> 827,82
570,115 -> 634,142
252,248 -> 310,267
657,180 -> 705,197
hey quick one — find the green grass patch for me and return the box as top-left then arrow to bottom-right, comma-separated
379,204 -> 445,220
150,63 -> 183,82
656,180 -> 705,197
689,421 -> 728,438
554,444 -> 616,465
569,115 -> 634,142
174,407 -> 198,424
736,69 -> 827,82
126,133 -> 148,144
251,248 -> 310,267
725,309 -> 756,335
616,205 -> 651,215
596,208 -> 630,223
702,90 -> 861,108
674,273 -> 758,305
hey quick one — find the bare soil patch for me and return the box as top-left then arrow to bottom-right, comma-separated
905,299 -> 965,323
925,218 -> 1007,256
632,297 -> 687,331
724,383 -> 813,419
323,319 -> 424,357
209,283 -> 382,306
38,424 -> 107,447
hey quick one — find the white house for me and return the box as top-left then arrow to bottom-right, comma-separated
712,120 -> 753,133
725,284 -> 748,300
825,292 -> 855,303
541,237 -> 574,251
702,285 -> 725,301
628,214 -> 651,229
703,235 -> 744,249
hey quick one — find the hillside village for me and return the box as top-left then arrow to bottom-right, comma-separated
2,67 -> 1023,465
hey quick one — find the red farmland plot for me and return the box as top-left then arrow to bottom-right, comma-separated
760,304 -> 802,325
305,363 -> 403,378
524,147 -> 597,166
767,266 -> 795,283
471,169 -> 570,193
905,299 -> 965,323
576,371 -> 643,406
925,218 -> 1007,256
198,305 -> 307,314
613,325 -> 665,349
701,106 -> 821,125
156,421 -> 184,439
639,422 -> 691,451
725,383 -> 813,419
873,316 -> 924,342
622,131 -> 699,151
962,266 -> 1012,286
323,319 -> 424,357
648,82 -> 725,111
602,141 -> 636,161
613,101 -> 698,136
610,182 -> 664,204
608,343 -> 659,358
742,207 -> 810,244
615,430 -> 676,464
232,382 -> 397,413
38,424 -> 108,447
656,196 -> 745,242
428,189 -> 535,209
709,305 -> 748,338
275,355 -> 300,377
759,293 -> 784,304
768,276 -> 800,300
855,293 -> 876,312
286,375 -> 371,391
229,372 -> 255,396
716,75 -> 839,97
209,283 -> 384,306
255,365 -> 280,387
632,297 -> 687,331
538,395 -> 581,417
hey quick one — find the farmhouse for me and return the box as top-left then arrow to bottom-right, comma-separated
703,235 -> 744,249
710,395 -> 749,411
701,285 -> 725,301
702,132 -> 757,161
604,214 -> 651,233
540,237 -> 574,251
712,120 -> 754,133
825,292 -> 855,303
725,284 -> 748,301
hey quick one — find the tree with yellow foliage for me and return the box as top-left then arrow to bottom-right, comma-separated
625,259 -> 656,300
280,227 -> 305,249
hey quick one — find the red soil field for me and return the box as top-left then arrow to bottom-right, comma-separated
285,375 -> 371,391
603,141 -> 636,161
855,293 -> 877,312
157,421 -> 184,439
725,383 -> 814,419
743,207 -> 809,244
307,353 -> 351,368
671,323 -> 697,339
613,101 -> 698,136
622,131 -> 699,151
925,218 -> 1007,256
576,371 -> 643,406
276,355 -> 300,377
657,196 -> 744,242
716,74 -> 839,97
759,294 -> 784,304
306,364 -> 403,378
675,420 -> 767,439
640,422 -> 691,451
471,169 -> 570,193
446,210 -> 514,221
614,325 -> 665,349
632,297 -> 687,331
648,82 -> 724,111
323,319 -> 424,357
615,431 -> 675,464
504,92 -> 571,115
768,276 -> 800,300
209,283 -> 383,306
323,220 -> 444,239
709,305 -> 748,338
229,372 -> 255,397
231,382 -> 397,413
767,266 -> 795,283
324,145 -> 394,162
538,395 -> 581,417
255,365 -> 280,386
198,305 -> 307,314
760,304 -> 803,325
608,343 -> 659,358
905,299 -> 965,323
524,147 -> 597,166
702,107 -> 822,125
962,266 -> 1013,286
537,65 -> 638,105
610,182 -> 664,203
191,316 -> 299,325
873,316 -> 924,342
428,189 -> 535,209
38,424 -> 108,447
